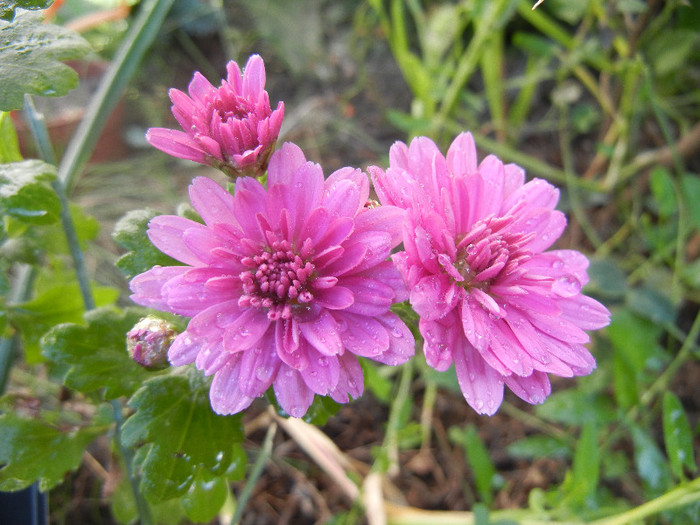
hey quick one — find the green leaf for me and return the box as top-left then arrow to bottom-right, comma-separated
10,281 -> 119,363
0,111 -> 22,161
0,11 -> 91,111
607,308 -> 663,373
449,425 -> 499,505
649,167 -> 677,219
662,391 -> 697,479
113,208 -> 180,280
41,307 -> 152,399
506,434 -> 571,460
560,421 -> 599,509
121,372 -> 245,503
631,423 -> 672,496
625,286 -> 676,326
681,174 -> 700,232
535,389 -> 616,425
0,412 -> 105,491
0,0 -> 53,22
0,160 -> 60,224
181,470 -> 229,523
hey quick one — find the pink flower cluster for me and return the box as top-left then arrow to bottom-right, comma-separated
146,54 -> 284,178
135,55 -> 610,417
369,133 -> 610,414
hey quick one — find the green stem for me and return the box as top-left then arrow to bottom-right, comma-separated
434,0 -> 512,134
57,0 -> 176,191
590,477 -> 700,525
112,399 -> 154,525
381,359 -> 414,475
229,422 -> 277,525
23,96 -> 97,310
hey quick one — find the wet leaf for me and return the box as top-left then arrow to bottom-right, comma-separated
0,11 -> 90,111
121,371 -> 245,503
0,111 -> 22,162
181,470 -> 228,523
0,160 -> 59,224
0,412 -> 106,491
662,392 -> 697,479
0,0 -> 52,22
113,208 -> 180,280
41,307 -> 151,398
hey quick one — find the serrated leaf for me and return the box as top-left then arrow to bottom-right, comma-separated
41,307 -> 152,399
0,11 -> 90,111
0,160 -> 60,224
662,391 -> 697,479
0,111 -> 23,161
181,470 -> 228,523
0,0 -> 52,22
113,208 -> 180,280
0,412 -> 105,491
121,372 -> 245,503
11,281 -> 119,363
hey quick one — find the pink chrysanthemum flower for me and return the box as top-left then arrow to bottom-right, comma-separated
369,133 -> 610,415
130,143 -> 415,417
146,54 -> 284,178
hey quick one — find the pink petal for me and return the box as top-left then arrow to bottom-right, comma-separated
267,142 -> 307,187
421,316 -> 456,371
188,177 -> 237,226
168,331 -> 203,366
453,338 -> 505,415
339,312 -> 390,358
504,371 -> 551,405
299,350 -> 340,395
129,265 -> 188,311
237,333 -> 281,397
298,310 -> 343,356
210,353 -> 255,415
330,353 -> 364,403
446,132 -> 478,177
147,215 -> 209,266
222,308 -> 272,351
410,274 -> 460,320
372,312 -> 415,366
146,128 -> 208,163
273,366 -> 315,417
242,54 -> 266,98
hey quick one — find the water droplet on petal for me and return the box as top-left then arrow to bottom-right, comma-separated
552,274 -> 581,297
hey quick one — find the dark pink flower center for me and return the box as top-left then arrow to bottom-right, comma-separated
447,215 -> 532,292
239,240 -> 315,320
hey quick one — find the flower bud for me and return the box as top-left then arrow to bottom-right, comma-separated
126,316 -> 177,370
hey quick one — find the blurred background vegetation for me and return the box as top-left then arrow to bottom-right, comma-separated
2,0 -> 699,523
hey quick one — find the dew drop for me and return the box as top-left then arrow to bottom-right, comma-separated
475,399 -> 484,410
552,274 -> 581,298
255,366 -> 268,380
318,356 -> 329,367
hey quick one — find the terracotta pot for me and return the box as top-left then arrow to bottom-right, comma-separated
12,60 -> 127,163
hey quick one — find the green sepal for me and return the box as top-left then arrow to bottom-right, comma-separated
121,370 -> 245,503
113,208 -> 180,280
0,160 -> 60,225
0,11 -> 91,111
40,306 -> 152,399
0,411 -> 108,491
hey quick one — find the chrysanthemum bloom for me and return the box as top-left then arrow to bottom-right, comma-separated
130,143 -> 415,417
146,54 -> 284,178
369,133 -> 610,415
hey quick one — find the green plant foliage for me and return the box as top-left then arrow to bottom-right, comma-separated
120,370 -> 246,503
0,111 -> 22,162
40,307 -> 151,398
0,0 -> 52,22
0,411 -> 108,491
449,424 -> 500,505
11,282 -> 119,363
0,11 -> 91,111
0,160 -> 60,224
662,391 -> 697,480
113,208 -> 180,280
181,470 -> 229,523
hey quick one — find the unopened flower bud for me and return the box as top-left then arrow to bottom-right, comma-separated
127,316 -> 177,370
